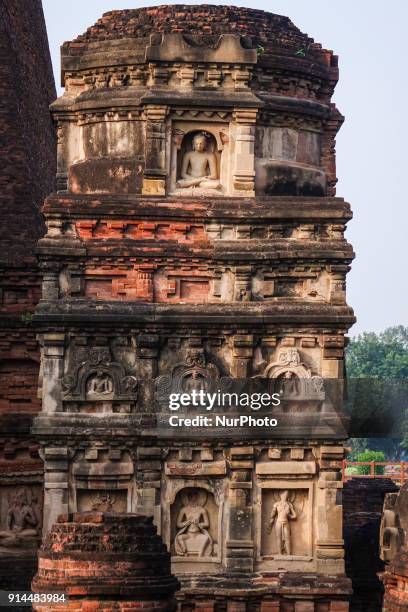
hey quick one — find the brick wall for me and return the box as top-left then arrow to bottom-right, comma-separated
343,478 -> 399,611
0,0 -> 56,266
0,1 -> 55,589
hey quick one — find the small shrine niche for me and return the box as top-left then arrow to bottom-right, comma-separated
259,486 -> 312,561
170,487 -> 219,561
170,124 -> 228,196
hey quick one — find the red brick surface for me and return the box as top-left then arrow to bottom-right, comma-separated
65,4 -> 332,67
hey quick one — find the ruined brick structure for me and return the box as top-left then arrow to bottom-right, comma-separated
32,512 -> 179,611
0,0 -> 55,589
344,478 -> 398,611
30,5 -> 355,610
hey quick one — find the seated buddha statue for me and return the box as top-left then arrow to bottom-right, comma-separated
176,133 -> 221,191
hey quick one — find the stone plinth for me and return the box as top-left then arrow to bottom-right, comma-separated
31,512 -> 179,611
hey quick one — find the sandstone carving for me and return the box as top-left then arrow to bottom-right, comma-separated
261,348 -> 325,401
174,489 -> 213,557
91,492 -> 116,512
267,490 -> 297,555
177,132 -> 221,192
61,346 -> 138,402
0,487 -> 39,548
155,348 -> 220,404
87,371 -> 114,398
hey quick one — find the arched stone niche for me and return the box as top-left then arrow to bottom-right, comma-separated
163,480 -> 223,567
262,348 -> 325,402
169,122 -> 229,196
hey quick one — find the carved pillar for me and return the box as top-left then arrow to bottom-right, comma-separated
329,265 -> 347,304
315,446 -> 346,574
41,263 -> 60,301
232,109 -> 257,196
142,105 -> 169,195
40,446 -> 72,534
135,447 -> 162,528
55,119 -> 69,192
226,447 -> 254,572
321,335 -> 345,378
232,334 -> 253,378
40,333 -> 65,413
137,333 -> 160,407
234,266 -> 252,302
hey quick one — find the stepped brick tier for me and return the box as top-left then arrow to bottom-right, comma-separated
33,4 -> 355,610
0,0 -> 56,589
31,512 -> 179,611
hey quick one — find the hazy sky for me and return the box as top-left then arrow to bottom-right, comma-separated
42,1 -> 408,337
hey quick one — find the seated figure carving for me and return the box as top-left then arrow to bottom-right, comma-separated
0,489 -> 38,547
174,490 -> 213,557
87,370 -> 113,397
177,133 -> 221,191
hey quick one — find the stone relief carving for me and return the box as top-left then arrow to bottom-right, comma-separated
170,126 -> 227,197
155,348 -> 220,404
380,492 -> 403,563
267,490 -> 297,555
0,487 -> 40,548
260,348 -> 325,401
91,492 -> 116,512
76,489 -> 128,513
87,371 -> 114,398
61,346 -> 138,402
260,487 -> 309,560
176,132 -> 221,193
174,489 -> 213,557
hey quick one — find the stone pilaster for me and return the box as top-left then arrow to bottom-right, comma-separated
142,105 -> 169,195
232,109 -> 257,196
226,447 -> 254,572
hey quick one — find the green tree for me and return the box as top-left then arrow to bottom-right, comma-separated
345,450 -> 386,475
347,326 -> 408,379
346,326 -> 408,460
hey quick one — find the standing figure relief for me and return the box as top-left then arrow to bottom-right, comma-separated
267,490 -> 297,556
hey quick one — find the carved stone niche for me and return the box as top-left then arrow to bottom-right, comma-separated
61,346 -> 138,413
259,348 -> 325,404
155,348 -> 220,409
167,485 -> 221,566
255,481 -> 313,569
70,450 -> 134,513
169,122 -> 229,196
0,485 -> 42,553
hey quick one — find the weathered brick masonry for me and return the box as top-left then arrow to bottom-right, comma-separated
0,0 -> 55,589
32,512 -> 179,611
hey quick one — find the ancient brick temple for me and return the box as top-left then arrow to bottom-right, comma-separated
5,4 -> 356,610
0,0 -> 55,589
